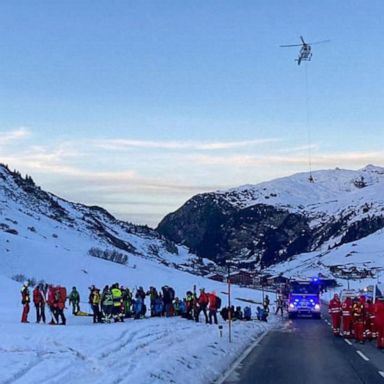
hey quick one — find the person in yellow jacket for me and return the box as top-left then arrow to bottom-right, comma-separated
111,283 -> 124,322
89,287 -> 102,323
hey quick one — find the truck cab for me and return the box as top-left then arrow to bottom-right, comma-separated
288,280 -> 321,319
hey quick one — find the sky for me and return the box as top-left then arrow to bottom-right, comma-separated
0,1 -> 383,227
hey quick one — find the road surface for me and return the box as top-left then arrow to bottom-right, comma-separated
223,315 -> 384,384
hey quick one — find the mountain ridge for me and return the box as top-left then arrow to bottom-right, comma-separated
0,163 -> 213,278
157,165 -> 384,268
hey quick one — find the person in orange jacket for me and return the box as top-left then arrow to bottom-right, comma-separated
195,288 -> 209,323
364,299 -> 375,340
328,293 -> 342,336
208,292 -> 219,325
52,287 -> 66,325
375,298 -> 384,349
21,281 -> 30,323
352,296 -> 365,343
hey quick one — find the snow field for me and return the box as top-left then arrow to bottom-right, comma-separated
0,276 -> 271,384
0,169 -> 275,384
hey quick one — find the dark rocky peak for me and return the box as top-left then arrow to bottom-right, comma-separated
157,165 -> 384,269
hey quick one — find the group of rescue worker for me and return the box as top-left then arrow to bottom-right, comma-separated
328,293 -> 384,349
21,282 -> 67,325
20,281 -> 226,325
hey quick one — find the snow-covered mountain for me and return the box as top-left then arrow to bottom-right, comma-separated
0,163 -> 216,281
265,227 -> 384,282
157,165 -> 384,272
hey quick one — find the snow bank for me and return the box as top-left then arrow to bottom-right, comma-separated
0,223 -> 274,384
0,275 -> 272,384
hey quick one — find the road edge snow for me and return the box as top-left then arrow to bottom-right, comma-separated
214,327 -> 270,384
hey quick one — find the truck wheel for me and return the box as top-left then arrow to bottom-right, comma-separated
288,313 -> 296,320
312,313 -> 321,319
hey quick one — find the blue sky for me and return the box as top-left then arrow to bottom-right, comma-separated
0,1 -> 383,226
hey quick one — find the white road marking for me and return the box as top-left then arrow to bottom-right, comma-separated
356,350 -> 369,361
344,339 -> 352,346
378,371 -> 384,379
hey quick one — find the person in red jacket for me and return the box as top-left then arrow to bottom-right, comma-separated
364,299 -> 375,340
352,296 -> 365,343
208,292 -> 219,325
341,296 -> 353,337
52,287 -> 66,325
195,288 -> 209,323
46,285 -> 57,324
21,282 -> 30,323
33,284 -> 46,323
375,298 -> 384,349
328,293 -> 342,336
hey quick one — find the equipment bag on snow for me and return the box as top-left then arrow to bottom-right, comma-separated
75,310 -> 93,317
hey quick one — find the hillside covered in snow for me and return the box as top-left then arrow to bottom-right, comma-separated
158,165 -> 384,272
0,163 -> 217,281
0,163 -> 272,384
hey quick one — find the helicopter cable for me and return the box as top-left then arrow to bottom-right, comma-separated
304,61 -> 313,181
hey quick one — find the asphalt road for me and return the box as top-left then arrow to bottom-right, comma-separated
223,315 -> 384,384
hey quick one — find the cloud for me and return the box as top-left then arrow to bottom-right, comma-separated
91,138 -> 279,151
0,127 -> 31,144
277,143 -> 318,153
0,151 -> 137,180
192,151 -> 384,167
2,130 -> 383,227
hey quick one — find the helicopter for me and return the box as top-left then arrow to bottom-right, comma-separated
280,36 -> 330,65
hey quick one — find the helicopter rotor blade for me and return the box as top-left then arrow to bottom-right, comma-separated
308,39 -> 331,45
300,36 -> 306,44
280,44 -> 302,48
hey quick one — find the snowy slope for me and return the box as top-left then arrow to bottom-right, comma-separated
217,165 -> 384,245
0,164 -> 273,384
0,164 -> 213,276
266,228 -> 384,290
0,232 -> 271,384
0,272 -> 271,384
217,165 -> 384,218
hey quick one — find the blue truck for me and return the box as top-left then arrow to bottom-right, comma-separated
287,280 -> 321,319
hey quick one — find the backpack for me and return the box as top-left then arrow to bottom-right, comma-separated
169,287 -> 175,301
215,296 -> 222,309
92,291 -> 101,305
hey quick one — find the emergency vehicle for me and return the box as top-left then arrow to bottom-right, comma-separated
287,280 -> 321,319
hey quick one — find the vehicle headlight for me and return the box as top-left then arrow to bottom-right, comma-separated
314,304 -> 320,311
289,303 -> 295,309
